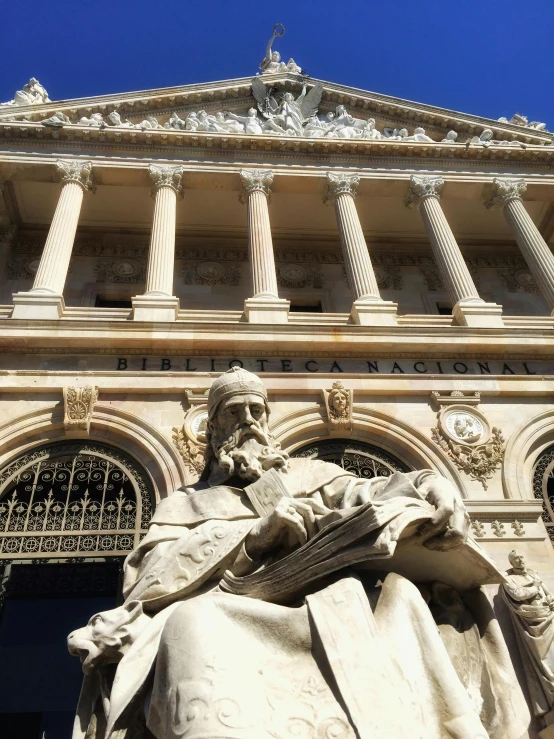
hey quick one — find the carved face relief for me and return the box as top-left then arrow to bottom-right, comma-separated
113,260 -> 139,277
191,411 -> 208,441
445,412 -> 484,443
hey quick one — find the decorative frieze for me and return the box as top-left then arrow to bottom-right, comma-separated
95,259 -> 146,283
278,263 -> 322,289
182,261 -> 241,286
497,268 -> 539,293
419,265 -> 445,292
343,264 -> 402,291
63,385 -> 98,434
430,390 -> 480,410
6,255 -> 41,279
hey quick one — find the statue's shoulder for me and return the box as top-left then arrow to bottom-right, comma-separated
280,457 -> 354,493
151,484 -> 256,526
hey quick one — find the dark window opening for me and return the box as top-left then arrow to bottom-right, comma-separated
95,296 -> 133,308
436,302 -> 452,316
289,301 -> 323,313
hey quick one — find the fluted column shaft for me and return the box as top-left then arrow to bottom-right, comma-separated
486,179 -> 554,312
144,165 -> 184,296
406,176 -> 480,305
332,189 -> 380,300
240,170 -> 279,298
32,161 -> 94,295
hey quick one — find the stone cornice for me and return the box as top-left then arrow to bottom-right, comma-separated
1,121 -> 553,170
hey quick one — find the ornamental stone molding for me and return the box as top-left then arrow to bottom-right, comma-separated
182,261 -> 241,286
239,169 -> 274,202
322,380 -> 353,432
7,256 -> 42,279
148,164 -> 185,197
404,175 -> 444,208
0,225 -> 17,244
63,385 -> 99,435
95,259 -> 146,284
419,265 -> 446,292
56,160 -> 95,193
324,172 -> 360,202
484,178 -> 527,209
278,263 -> 323,289
172,404 -> 208,478
343,264 -> 402,291
431,404 -> 504,489
430,391 -> 481,410
497,268 -> 539,293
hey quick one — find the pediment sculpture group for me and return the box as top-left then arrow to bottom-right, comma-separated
65,367 -> 554,739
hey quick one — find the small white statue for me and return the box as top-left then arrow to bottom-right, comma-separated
140,115 -> 163,130
79,112 -> 105,128
410,126 -> 434,142
164,111 -> 187,130
2,78 -> 51,106
107,110 -> 135,128
499,113 -> 547,131
41,111 -> 72,128
226,108 -> 264,135
259,24 -> 302,75
441,130 -> 459,143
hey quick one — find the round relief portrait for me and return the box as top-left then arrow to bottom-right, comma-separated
190,411 -> 208,441
445,411 -> 484,444
280,264 -> 308,284
197,262 -> 225,281
113,260 -> 140,277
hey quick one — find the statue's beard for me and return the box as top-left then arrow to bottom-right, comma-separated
210,423 -> 289,482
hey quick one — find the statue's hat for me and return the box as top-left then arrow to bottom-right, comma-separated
207,367 -> 268,419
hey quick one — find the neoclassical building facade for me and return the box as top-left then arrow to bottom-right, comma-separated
1,66 -> 554,736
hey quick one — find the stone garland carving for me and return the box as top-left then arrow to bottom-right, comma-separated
95,259 -> 146,284
420,266 -> 480,292
278,263 -> 322,289
431,406 -> 504,489
172,406 -> 208,477
182,262 -> 241,287
497,268 -> 539,293
342,264 -> 402,291
322,380 -> 353,431
63,385 -> 98,434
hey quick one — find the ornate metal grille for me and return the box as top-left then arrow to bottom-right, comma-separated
533,446 -> 554,543
291,440 -> 410,478
0,442 -> 153,559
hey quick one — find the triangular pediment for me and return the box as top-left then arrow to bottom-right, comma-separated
0,72 -> 551,147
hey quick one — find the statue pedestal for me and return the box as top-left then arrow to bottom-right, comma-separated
351,299 -> 398,326
11,292 -> 65,320
132,295 -> 179,322
243,297 -> 289,324
453,301 -> 504,328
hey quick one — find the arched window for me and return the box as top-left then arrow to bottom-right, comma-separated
291,439 -> 411,478
533,445 -> 554,543
0,442 -> 154,559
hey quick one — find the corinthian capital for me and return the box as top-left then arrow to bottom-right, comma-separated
239,169 -> 273,203
404,175 -> 444,208
484,178 -> 527,209
149,164 -> 185,197
324,172 -> 360,202
56,160 -> 95,193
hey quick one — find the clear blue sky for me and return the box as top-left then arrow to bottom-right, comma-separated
2,0 -> 553,128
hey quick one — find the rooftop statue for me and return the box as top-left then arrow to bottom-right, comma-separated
498,113 -> 547,131
260,24 -> 302,75
68,368 -> 529,739
252,76 -> 323,136
1,77 -> 51,106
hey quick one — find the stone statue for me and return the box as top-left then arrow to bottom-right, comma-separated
498,113 -> 547,131
107,111 -> 135,128
502,549 -> 554,721
68,368 -> 529,739
79,112 -> 106,128
441,130 -> 459,143
1,77 -> 51,106
252,76 -> 323,136
41,111 -> 72,128
260,24 -> 302,75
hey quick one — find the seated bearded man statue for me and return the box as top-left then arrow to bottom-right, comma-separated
69,368 -> 529,739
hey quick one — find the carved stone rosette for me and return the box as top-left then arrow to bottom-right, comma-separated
322,380 -> 353,431
172,401 -> 209,478
431,405 -> 504,489
63,385 -> 98,434
95,259 -> 146,283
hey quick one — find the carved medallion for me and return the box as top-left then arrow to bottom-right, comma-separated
172,404 -> 208,477
498,268 -> 539,293
278,263 -> 322,289
182,262 -> 241,286
95,259 -> 145,284
431,405 -> 504,489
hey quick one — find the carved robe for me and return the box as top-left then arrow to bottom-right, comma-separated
75,459 -> 529,739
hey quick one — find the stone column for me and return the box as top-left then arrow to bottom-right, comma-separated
12,161 -> 95,319
240,169 -> 289,324
326,172 -> 397,325
405,175 -> 504,327
485,178 -> 554,314
132,164 -> 184,321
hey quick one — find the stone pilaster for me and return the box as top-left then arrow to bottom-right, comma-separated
240,169 -> 289,324
11,161 -> 95,319
485,178 -> 554,314
325,172 -> 397,325
132,164 -> 184,321
406,175 -> 504,327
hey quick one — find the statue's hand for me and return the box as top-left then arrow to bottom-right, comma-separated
245,497 -> 328,558
417,479 -> 470,551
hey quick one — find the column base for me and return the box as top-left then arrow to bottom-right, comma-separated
351,300 -> 398,326
11,292 -> 65,319
132,295 -> 179,322
243,297 -> 290,324
452,301 -> 504,328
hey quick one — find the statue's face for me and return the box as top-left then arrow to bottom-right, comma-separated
336,105 -> 345,115
509,551 -> 525,569
331,393 -> 347,412
248,108 -> 257,117
216,393 -> 268,440
283,93 -> 294,103
272,52 -> 281,62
